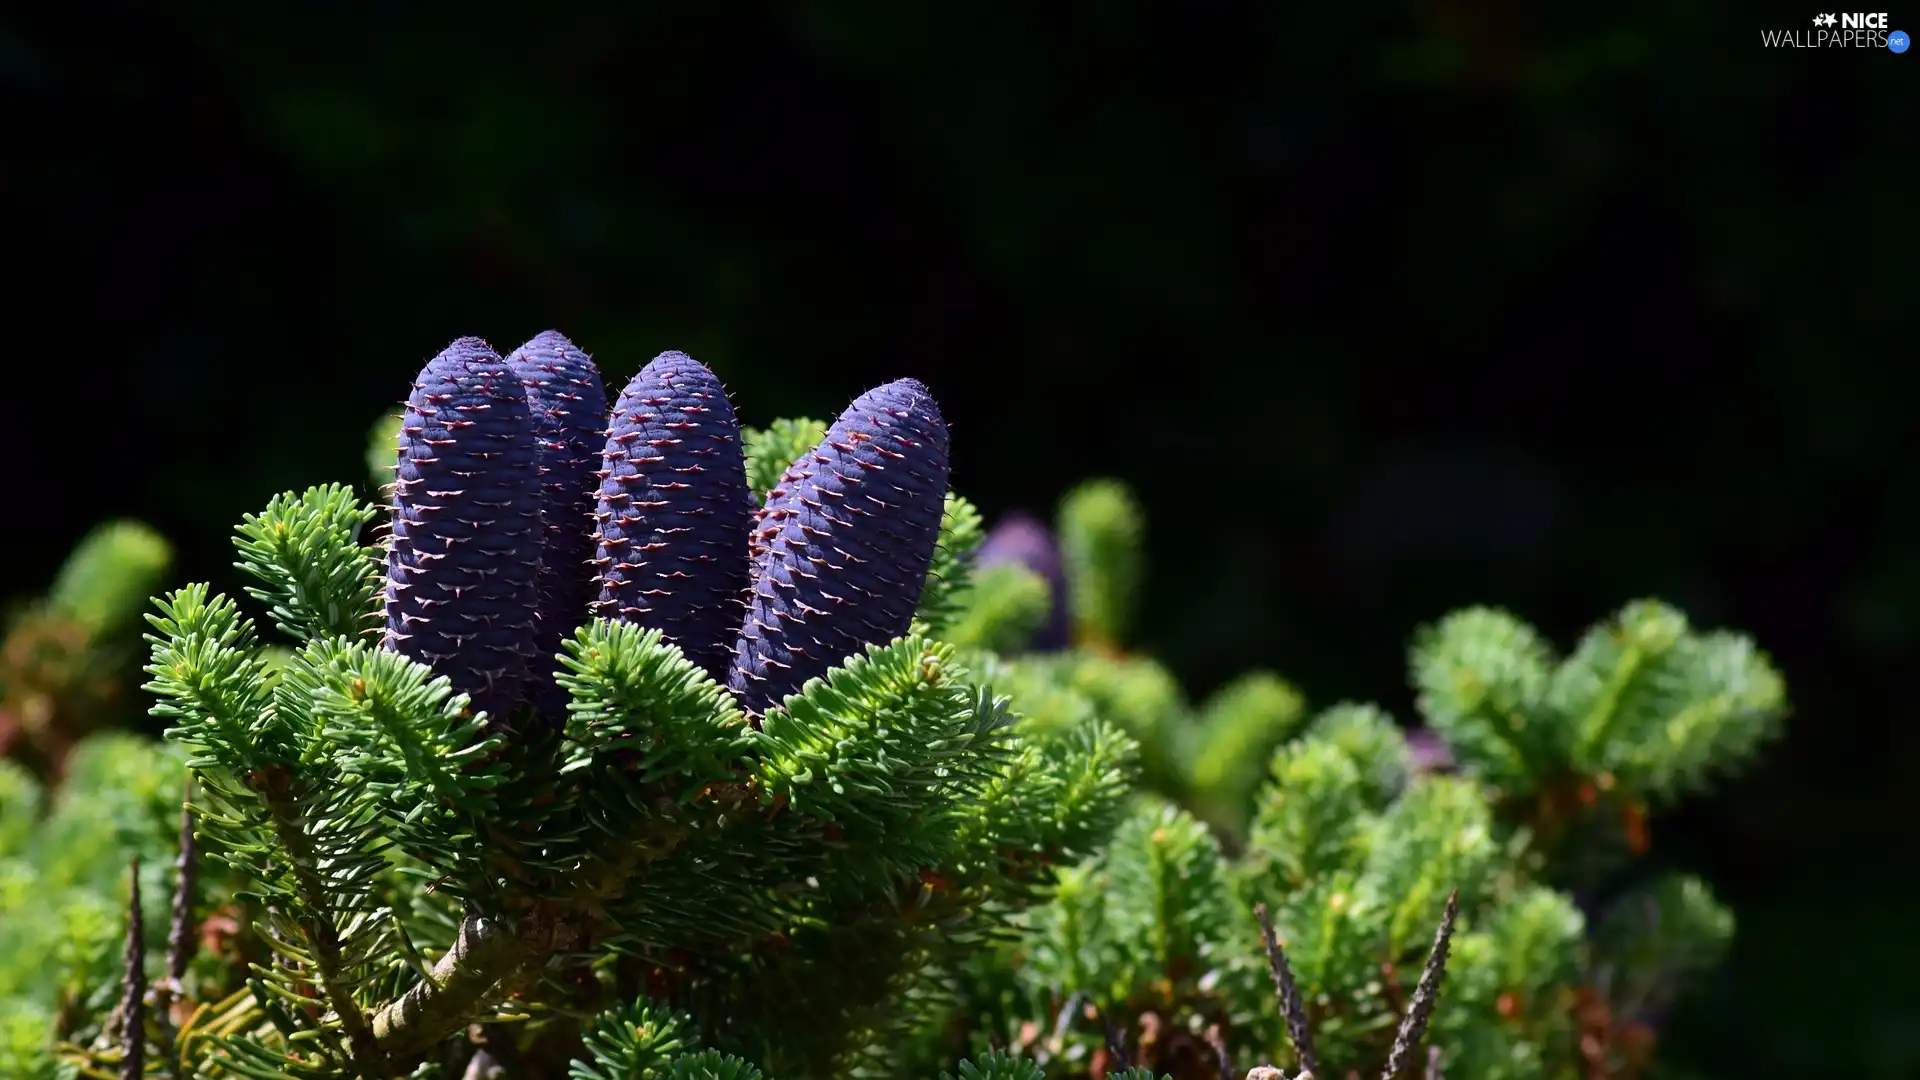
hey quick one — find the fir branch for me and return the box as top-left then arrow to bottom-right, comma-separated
262,778 -> 395,1077
742,416 -> 829,500
1253,901 -> 1319,1079
570,997 -> 697,1080
916,491 -> 987,636
1305,704 -> 1412,809
1248,740 -> 1368,891
1186,671 -> 1308,829
938,561 -> 1050,655
372,913 -> 533,1059
1551,602 -> 1786,801
1407,607 -> 1554,794
292,636 -> 508,886
556,620 -> 747,789
665,1051 -> 768,1080
753,637 -> 1014,887
1056,479 -> 1143,649
48,519 -> 175,638
960,713 -> 1138,881
232,484 -> 381,643
946,1051 -> 1047,1080
121,857 -> 146,1080
1360,777 -> 1495,957
1381,890 -> 1457,1080
144,585 -> 286,772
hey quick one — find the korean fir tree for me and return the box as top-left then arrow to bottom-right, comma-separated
43,333 -> 1151,1080
929,481 -> 1786,1080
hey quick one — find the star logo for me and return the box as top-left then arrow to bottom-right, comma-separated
1814,13 -> 1837,26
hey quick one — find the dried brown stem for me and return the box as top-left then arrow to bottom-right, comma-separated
1382,890 -> 1459,1080
167,785 -> 199,983
121,857 -> 146,1080
1254,901 -> 1320,1079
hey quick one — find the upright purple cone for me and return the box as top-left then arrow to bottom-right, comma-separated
591,351 -> 752,681
383,337 -> 543,724
506,330 -> 609,727
727,378 -> 950,717
976,510 -> 1072,652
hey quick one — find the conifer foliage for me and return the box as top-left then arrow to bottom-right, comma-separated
49,333 -> 1142,1080
927,481 -> 1787,1080
11,338 -> 1786,1080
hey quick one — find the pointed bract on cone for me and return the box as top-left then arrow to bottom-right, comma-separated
727,378 -> 950,716
507,330 -> 610,727
591,351 -> 753,681
383,337 -> 544,725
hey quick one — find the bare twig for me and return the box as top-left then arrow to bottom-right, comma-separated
1424,1045 -> 1444,1080
121,857 -> 146,1080
152,786 -> 200,1078
1254,902 -> 1319,1079
1382,890 -> 1459,1080
167,786 -> 199,984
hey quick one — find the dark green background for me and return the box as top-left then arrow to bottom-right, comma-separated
5,3 -> 1912,1075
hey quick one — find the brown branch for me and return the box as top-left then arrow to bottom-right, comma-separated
154,786 -> 199,1078
1254,901 -> 1320,1079
121,857 -> 146,1080
370,913 -> 536,1059
1382,890 -> 1459,1080
167,785 -> 199,984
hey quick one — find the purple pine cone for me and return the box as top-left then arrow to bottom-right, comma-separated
506,330 -> 609,727
591,351 -> 752,680
1405,726 -> 1458,775
976,510 -> 1072,652
383,337 -> 543,724
727,378 -> 950,716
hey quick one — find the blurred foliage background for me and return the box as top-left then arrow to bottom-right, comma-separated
2,1 -> 1912,1076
